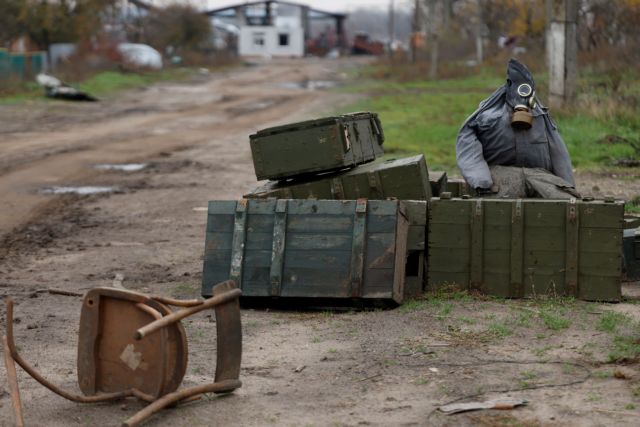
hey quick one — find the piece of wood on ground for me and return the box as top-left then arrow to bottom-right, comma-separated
438,398 -> 528,415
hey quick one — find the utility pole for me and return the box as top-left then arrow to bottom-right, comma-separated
475,0 -> 487,64
411,0 -> 419,62
548,0 -> 578,108
427,0 -> 442,79
388,0 -> 395,59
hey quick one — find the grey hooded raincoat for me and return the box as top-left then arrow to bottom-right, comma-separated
456,59 -> 575,191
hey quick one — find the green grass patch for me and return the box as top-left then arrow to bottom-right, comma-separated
608,335 -> 640,363
438,302 -> 454,317
626,196 -> 640,214
597,311 -> 630,333
593,370 -> 613,379
78,68 -> 192,97
488,320 -> 513,338
0,68 -> 194,103
533,345 -> 553,357
399,298 -> 429,313
514,310 -> 535,327
539,309 -> 571,330
458,315 -> 476,325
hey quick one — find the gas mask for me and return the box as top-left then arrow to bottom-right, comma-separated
505,59 -> 536,130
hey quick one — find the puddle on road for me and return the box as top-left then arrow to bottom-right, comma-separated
276,80 -> 337,90
226,96 -> 290,115
94,163 -> 148,172
41,186 -> 116,195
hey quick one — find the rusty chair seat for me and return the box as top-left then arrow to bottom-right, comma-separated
3,281 -> 242,427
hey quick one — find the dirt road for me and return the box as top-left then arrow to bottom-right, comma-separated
1,58 -> 639,427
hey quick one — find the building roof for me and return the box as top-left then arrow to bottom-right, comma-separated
205,0 -> 347,19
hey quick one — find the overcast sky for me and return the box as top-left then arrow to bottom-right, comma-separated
180,0 -> 413,13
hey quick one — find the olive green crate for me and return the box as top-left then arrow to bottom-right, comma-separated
249,112 -> 384,181
428,197 -> 624,301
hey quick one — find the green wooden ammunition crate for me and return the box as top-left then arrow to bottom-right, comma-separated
245,155 -> 430,201
244,155 -> 429,298
403,201 -> 427,298
202,199 -> 408,304
446,178 -> 471,197
404,252 -> 426,299
250,112 -> 384,181
430,171 -> 448,197
623,228 -> 640,281
428,198 -> 624,301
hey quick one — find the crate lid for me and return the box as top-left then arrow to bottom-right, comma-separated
251,111 -> 379,138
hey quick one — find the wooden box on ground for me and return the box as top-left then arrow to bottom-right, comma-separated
623,228 -> 640,281
249,112 -> 384,181
446,178 -> 471,197
245,155 -> 431,201
202,199 -> 408,304
245,154 -> 430,299
428,198 -> 624,301
429,171 -> 448,197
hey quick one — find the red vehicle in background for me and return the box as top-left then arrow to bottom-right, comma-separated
351,32 -> 384,56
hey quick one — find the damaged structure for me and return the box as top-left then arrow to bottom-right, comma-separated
205,0 -> 348,57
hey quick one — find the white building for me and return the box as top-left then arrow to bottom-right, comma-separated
206,1 -> 347,58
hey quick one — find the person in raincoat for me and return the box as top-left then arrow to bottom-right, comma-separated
456,59 -> 579,199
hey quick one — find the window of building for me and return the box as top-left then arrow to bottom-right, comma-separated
278,33 -> 289,46
253,32 -> 265,47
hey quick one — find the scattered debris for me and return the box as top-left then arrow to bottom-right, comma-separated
294,365 -> 306,373
36,73 -> 98,102
117,43 -> 163,70
48,288 -> 83,297
276,80 -> 337,91
613,368 -> 633,380
40,186 -> 116,195
438,398 -> 528,415
31,288 -> 84,297
429,367 -> 439,373
112,273 -> 126,289
357,373 -> 382,382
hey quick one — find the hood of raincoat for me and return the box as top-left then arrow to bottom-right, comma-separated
505,58 -> 536,109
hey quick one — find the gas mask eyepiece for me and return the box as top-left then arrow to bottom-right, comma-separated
516,83 -> 532,97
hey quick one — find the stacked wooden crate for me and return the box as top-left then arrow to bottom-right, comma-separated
203,112 -> 426,304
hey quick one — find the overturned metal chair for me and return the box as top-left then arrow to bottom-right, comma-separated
3,280 -> 242,427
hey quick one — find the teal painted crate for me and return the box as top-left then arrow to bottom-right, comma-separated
0,49 -> 9,78
202,199 -> 409,304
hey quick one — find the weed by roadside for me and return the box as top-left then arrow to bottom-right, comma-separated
608,335 -> 640,363
488,320 -> 513,338
0,68 -> 195,103
597,311 -> 631,333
